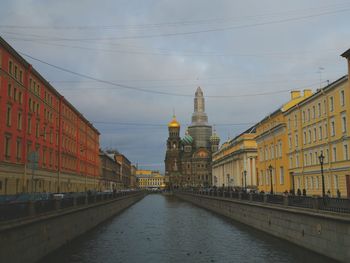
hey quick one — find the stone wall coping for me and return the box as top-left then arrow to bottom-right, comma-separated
180,192 -> 350,223
0,192 -> 144,232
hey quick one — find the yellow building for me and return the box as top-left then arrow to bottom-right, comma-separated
136,170 -> 166,189
256,90 -> 312,194
283,51 -> 350,198
212,127 -> 257,189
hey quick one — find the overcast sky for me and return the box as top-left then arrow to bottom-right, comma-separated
1,0 -> 350,171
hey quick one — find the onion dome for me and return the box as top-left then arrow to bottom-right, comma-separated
168,115 -> 180,128
182,129 -> 193,145
210,131 -> 220,145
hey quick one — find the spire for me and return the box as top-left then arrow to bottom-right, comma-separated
191,86 -> 208,125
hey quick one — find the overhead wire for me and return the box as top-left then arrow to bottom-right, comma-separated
20,51 -> 325,98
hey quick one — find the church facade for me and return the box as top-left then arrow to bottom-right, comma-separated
164,87 -> 220,188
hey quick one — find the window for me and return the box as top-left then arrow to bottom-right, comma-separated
27,117 -> 32,134
332,146 -> 337,162
303,131 -> 306,144
4,136 -> 11,158
344,144 -> 349,160
326,149 -> 329,163
305,177 -> 308,190
325,123 -> 328,138
330,96 -> 334,112
295,134 -> 298,147
18,92 -> 23,104
7,83 -> 12,97
331,119 -> 335,136
341,114 -> 347,133
309,152 -> 313,165
310,177 -> 314,190
312,106 -> 316,119
315,176 -> 319,189
319,126 -> 323,140
307,109 -> 311,121
318,102 -> 321,117
16,139 -> 21,160
302,111 -> 306,123
340,90 -> 345,106
294,114 -> 298,128
17,112 -> 22,130
6,106 -> 12,126
304,153 -> 308,166
308,130 -> 311,143
313,127 -> 317,142
288,136 -> 292,149
19,70 -> 23,83
295,154 -> 299,168
8,60 -> 13,74
289,156 -> 293,168
280,167 -> 284,185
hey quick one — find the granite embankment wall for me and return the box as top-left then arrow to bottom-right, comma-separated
0,192 -> 145,263
175,192 -> 350,262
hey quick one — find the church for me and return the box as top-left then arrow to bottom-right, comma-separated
164,87 -> 220,188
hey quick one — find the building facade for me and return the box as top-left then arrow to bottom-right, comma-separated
0,37 -> 100,195
99,150 -> 122,191
212,127 -> 258,189
285,73 -> 350,197
164,87 -> 220,188
256,90 -> 312,194
136,170 -> 165,189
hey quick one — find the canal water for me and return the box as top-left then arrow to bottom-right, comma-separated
40,194 -> 335,263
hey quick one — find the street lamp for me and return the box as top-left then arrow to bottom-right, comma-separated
243,170 -> 247,191
268,165 -> 273,194
318,152 -> 325,197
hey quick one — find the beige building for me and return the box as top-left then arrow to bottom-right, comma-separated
136,170 -> 166,189
284,72 -> 350,197
212,127 -> 257,188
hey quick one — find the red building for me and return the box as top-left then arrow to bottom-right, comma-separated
0,37 -> 100,194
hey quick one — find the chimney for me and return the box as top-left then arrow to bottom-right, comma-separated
341,48 -> 350,80
290,90 -> 301,100
303,89 -> 312,98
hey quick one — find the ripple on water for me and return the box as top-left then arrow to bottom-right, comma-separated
39,194 -> 336,263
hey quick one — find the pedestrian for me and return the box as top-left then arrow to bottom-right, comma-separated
302,188 -> 306,196
297,188 -> 301,196
327,189 -> 331,197
337,189 -> 341,198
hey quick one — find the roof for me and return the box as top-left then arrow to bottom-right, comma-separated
283,75 -> 348,114
341,48 -> 350,59
0,36 -> 100,135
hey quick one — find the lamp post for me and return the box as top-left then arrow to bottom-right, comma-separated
318,152 -> 325,197
244,170 -> 247,191
269,165 -> 273,194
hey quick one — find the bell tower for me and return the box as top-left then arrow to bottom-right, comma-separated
165,115 -> 182,187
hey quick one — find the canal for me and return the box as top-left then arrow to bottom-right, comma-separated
40,194 -> 334,263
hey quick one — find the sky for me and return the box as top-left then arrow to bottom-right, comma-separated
1,0 -> 350,171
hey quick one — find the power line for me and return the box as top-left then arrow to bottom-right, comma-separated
3,7 -> 350,41
20,51 -> 323,98
0,2 -> 349,31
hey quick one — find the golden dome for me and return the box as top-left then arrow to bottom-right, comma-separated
168,115 -> 180,128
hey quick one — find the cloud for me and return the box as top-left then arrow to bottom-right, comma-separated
1,0 -> 349,171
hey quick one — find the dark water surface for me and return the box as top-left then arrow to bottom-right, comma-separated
40,194 -> 335,263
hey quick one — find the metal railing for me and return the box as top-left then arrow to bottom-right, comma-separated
0,190 -> 141,222
181,189 -> 350,214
